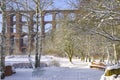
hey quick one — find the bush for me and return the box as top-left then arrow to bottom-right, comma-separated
105,68 -> 120,76
48,60 -> 60,67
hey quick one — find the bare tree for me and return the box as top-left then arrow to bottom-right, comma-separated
17,0 -> 54,68
0,0 -> 7,79
2,0 -> 53,68
67,0 -> 120,63
32,0 -> 53,68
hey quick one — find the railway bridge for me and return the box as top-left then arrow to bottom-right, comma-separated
0,10 -> 80,54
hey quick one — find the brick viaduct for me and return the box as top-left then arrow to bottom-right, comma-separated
0,10 -> 80,54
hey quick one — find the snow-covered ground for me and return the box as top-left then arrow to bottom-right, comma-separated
4,55 -> 104,80
100,65 -> 120,80
4,67 -> 104,80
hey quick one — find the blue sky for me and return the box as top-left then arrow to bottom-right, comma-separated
54,0 -> 68,9
0,0 -> 68,32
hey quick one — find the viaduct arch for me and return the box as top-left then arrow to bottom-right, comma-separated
0,10 -> 80,54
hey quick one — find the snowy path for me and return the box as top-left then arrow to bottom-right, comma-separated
4,67 -> 104,80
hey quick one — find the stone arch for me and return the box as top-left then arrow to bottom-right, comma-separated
55,13 -> 64,21
22,35 -> 28,46
56,23 -> 61,29
13,15 -> 16,21
22,23 -> 28,33
4,10 -> 80,54
44,23 -> 52,33
21,13 -> 30,22
13,24 -> 16,33
44,13 -> 53,21
10,36 -> 15,48
21,35 -> 28,54
67,13 -> 76,20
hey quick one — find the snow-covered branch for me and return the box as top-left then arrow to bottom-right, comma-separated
87,8 -> 120,15
91,30 -> 120,42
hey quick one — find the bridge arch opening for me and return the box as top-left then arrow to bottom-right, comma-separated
21,13 -> 30,22
3,10 -> 80,54
22,35 -> 28,46
13,15 -> 16,21
13,24 -> 16,33
22,23 -> 29,33
67,13 -> 76,20
44,13 -> 52,21
21,35 -> 28,54
45,23 -> 52,33
56,13 -> 64,21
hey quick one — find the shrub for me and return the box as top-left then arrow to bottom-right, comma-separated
48,60 -> 60,67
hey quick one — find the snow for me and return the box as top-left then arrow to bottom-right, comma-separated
4,55 -> 104,80
106,65 -> 120,70
4,67 -> 103,80
100,74 -> 120,80
100,65 -> 120,80
31,67 -> 103,80
4,69 -> 33,80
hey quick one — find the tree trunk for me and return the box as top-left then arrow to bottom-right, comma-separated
0,0 -> 6,79
113,43 -> 117,64
35,0 -> 40,68
106,46 -> 112,64
24,0 -> 35,69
